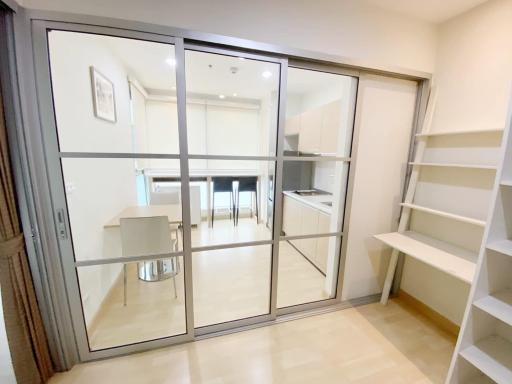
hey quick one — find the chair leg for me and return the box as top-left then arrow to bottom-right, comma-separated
255,189 -> 259,222
123,264 -> 127,306
236,189 -> 240,226
250,191 -> 253,218
172,274 -> 177,299
211,192 -> 215,227
230,191 -> 234,224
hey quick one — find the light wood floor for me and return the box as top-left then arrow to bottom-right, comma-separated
51,299 -> 455,384
87,218 -> 328,350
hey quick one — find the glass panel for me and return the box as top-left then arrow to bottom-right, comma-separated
77,258 -> 185,351
193,244 -> 272,327
185,50 -> 280,157
284,68 -> 356,157
281,161 -> 348,237
182,160 -> 275,248
48,31 -> 178,154
61,158 -> 183,262
277,236 -> 340,308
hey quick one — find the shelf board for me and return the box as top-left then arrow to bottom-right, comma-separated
416,128 -> 503,138
374,231 -> 476,283
465,374 -> 500,384
487,240 -> 512,257
401,203 -> 486,227
409,162 -> 497,170
501,180 -> 512,187
474,289 -> 512,326
460,335 -> 512,384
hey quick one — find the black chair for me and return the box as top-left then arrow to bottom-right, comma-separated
211,177 -> 236,227
235,177 -> 258,225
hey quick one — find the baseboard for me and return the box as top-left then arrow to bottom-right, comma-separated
397,289 -> 460,338
88,265 -> 125,334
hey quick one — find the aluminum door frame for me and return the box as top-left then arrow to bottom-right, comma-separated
31,20 -> 194,361
25,15 -> 425,363
181,42 -> 286,336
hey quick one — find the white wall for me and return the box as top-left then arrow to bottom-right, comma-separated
431,0 -> 512,134
400,0 -> 512,325
342,75 -> 418,300
49,31 -> 138,326
22,0 -> 437,73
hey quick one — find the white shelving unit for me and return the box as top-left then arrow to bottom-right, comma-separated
464,375 -> 496,384
415,128 -> 503,138
486,240 -> 512,257
400,203 -> 486,227
459,336 -> 512,383
473,290 -> 512,326
409,162 -> 497,170
376,88 -> 503,305
374,231 -> 476,283
446,97 -> 512,383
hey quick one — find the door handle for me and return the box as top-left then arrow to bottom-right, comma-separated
56,208 -> 68,240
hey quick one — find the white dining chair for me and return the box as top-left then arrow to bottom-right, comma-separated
149,189 -> 181,249
119,216 -> 180,305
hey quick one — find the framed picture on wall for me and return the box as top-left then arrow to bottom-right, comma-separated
90,66 -> 117,123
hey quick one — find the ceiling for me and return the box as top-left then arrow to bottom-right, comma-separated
104,35 -> 347,101
362,0 -> 489,23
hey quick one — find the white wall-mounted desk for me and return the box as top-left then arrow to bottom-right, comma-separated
104,204 -> 182,228
144,169 -> 263,227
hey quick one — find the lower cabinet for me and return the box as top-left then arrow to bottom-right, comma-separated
297,203 -> 319,265
315,213 -> 331,274
282,194 -> 332,274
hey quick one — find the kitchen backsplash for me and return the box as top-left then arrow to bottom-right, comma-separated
312,161 -> 335,194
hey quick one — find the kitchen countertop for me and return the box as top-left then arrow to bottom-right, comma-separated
283,190 -> 332,215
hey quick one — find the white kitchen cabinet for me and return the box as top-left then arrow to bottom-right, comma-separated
316,212 -> 331,273
285,114 -> 301,136
320,100 -> 342,155
297,100 -> 342,155
298,204 -> 319,263
298,107 -> 322,154
282,195 -> 301,236
282,194 -> 333,274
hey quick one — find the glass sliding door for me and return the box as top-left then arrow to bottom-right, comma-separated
44,29 -> 189,354
34,20 -> 358,361
183,47 -> 282,329
277,67 -> 357,309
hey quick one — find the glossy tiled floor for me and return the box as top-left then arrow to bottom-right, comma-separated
51,299 -> 455,384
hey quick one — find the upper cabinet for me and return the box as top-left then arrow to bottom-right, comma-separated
298,107 -> 322,153
320,100 -> 342,155
285,114 -> 301,136
288,99 -> 343,156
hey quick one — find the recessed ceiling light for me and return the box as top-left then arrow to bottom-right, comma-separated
219,94 -> 226,99
166,57 -> 176,66
262,70 -> 272,79
233,93 -> 238,97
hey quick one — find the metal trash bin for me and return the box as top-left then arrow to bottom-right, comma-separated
138,258 -> 178,282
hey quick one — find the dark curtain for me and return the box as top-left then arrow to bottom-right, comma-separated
0,72 -> 54,382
